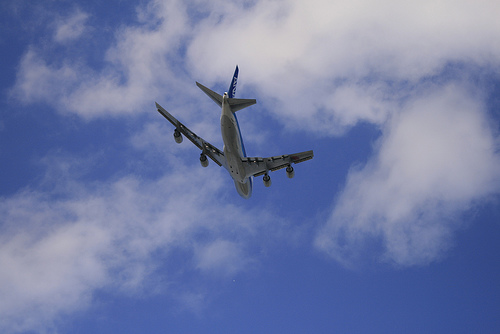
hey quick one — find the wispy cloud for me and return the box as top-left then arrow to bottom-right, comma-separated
53,10 -> 89,43
11,49 -> 79,106
11,0 -> 194,118
315,84 -> 500,266
0,157 -> 272,332
195,239 -> 255,276
11,0 -> 500,129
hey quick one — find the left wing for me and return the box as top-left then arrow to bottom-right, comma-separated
156,102 -> 227,168
242,150 -> 314,177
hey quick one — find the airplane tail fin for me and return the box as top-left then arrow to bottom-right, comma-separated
228,66 -> 239,98
196,66 -> 256,112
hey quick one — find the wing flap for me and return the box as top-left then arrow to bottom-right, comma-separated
291,155 -> 314,164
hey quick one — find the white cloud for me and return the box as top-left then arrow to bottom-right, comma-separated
0,160 -> 271,332
53,10 -> 89,43
187,0 -> 500,131
11,0 -> 195,119
11,49 -> 79,105
188,0 -> 500,78
195,239 -> 252,276
315,84 -> 500,266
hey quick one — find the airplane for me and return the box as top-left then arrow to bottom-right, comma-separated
155,66 -> 314,199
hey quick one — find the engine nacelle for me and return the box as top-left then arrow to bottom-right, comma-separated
263,174 -> 271,187
200,153 -> 209,167
174,129 -> 183,143
286,165 -> 295,179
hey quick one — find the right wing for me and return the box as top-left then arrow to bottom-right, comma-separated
242,150 -> 314,177
156,102 -> 227,168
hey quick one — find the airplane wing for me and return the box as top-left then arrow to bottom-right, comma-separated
156,102 -> 227,168
241,150 -> 314,177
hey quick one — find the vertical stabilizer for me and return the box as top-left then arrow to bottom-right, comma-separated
228,66 -> 239,98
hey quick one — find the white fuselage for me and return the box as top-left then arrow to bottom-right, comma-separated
220,93 -> 252,198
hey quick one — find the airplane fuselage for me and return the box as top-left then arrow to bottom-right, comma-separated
156,66 -> 313,199
221,93 -> 253,198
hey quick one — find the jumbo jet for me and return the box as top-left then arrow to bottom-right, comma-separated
155,66 -> 314,199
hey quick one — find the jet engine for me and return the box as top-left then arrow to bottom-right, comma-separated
286,165 -> 295,179
263,173 -> 271,187
200,153 -> 209,167
173,129 -> 183,143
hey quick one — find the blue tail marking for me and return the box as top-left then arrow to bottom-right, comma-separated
228,65 -> 239,98
228,65 -> 246,157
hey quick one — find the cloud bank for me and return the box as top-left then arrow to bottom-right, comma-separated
13,0 -> 500,126
316,84 -> 500,266
187,0 -> 500,131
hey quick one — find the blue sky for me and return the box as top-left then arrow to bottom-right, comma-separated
1,0 -> 500,333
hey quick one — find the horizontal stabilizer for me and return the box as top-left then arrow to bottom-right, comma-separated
196,82 -> 223,107
228,98 -> 256,112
